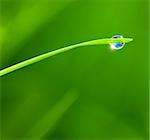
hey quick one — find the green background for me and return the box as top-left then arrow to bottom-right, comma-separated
0,0 -> 149,139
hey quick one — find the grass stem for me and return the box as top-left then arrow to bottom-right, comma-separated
0,37 -> 133,76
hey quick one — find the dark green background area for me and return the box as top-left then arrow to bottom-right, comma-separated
0,0 -> 149,139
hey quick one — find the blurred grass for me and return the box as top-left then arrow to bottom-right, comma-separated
1,0 -> 72,63
0,0 -> 149,139
26,90 -> 78,139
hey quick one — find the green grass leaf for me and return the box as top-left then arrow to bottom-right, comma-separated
0,37 -> 133,76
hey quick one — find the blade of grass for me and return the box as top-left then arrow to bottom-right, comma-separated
1,0 -> 72,62
3,93 -> 41,139
25,91 -> 79,139
0,37 -> 133,77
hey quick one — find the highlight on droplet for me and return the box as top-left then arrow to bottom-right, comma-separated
110,35 -> 125,50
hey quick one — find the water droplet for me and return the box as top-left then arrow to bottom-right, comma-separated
110,35 -> 125,50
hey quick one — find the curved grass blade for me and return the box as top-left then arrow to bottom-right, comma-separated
0,37 -> 133,77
